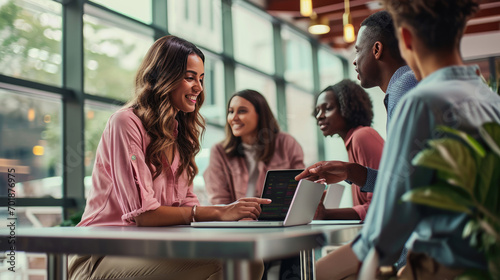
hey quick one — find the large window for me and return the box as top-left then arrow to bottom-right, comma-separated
0,88 -> 62,199
0,0 -> 62,86
168,0 -> 223,53
83,13 -> 153,100
199,54 -> 226,126
285,86 -> 317,165
235,66 -> 277,115
232,3 -> 274,74
282,27 -> 314,91
318,48 -> 344,90
90,0 -> 152,24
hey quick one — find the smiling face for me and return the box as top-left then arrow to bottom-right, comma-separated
227,96 -> 259,144
352,26 -> 379,89
170,54 -> 204,113
315,90 -> 348,138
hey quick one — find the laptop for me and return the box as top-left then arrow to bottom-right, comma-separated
191,169 -> 325,227
322,183 -> 345,209
309,183 -> 363,225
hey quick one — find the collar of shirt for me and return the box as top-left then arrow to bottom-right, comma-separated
419,65 -> 481,86
386,65 -> 413,97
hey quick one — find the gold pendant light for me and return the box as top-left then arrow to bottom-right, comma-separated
343,0 -> 355,42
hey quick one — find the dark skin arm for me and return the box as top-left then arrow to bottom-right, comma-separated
295,161 -> 367,186
134,197 -> 272,227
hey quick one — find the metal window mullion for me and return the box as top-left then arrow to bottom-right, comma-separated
221,0 -> 235,103
310,40 -> 326,160
62,0 -> 86,218
152,0 -> 168,39
489,56 -> 498,91
273,20 -> 287,131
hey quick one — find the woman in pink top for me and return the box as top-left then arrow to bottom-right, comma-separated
204,89 -> 305,205
203,89 -> 305,280
69,36 -> 269,280
314,79 -> 384,220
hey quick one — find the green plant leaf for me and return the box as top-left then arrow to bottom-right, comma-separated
463,219 -> 481,239
412,148 -> 451,172
408,124 -> 500,279
476,153 -> 500,208
456,268 -> 492,280
402,184 -> 473,214
413,148 -> 457,181
437,125 -> 486,157
456,269 -> 492,280
481,229 -> 498,251
479,122 -> 500,158
412,138 -> 476,192
486,243 -> 500,280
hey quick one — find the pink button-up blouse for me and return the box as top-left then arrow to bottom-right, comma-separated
77,108 -> 199,227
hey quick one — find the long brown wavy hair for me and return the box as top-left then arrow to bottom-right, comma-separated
126,35 -> 205,184
222,89 -> 280,164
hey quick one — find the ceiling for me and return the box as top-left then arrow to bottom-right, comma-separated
258,0 -> 500,51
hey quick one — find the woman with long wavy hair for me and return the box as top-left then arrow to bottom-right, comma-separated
204,89 -> 305,205
69,36 -> 269,280
203,89 -> 305,280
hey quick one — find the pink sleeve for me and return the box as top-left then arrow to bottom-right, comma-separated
283,133 -> 305,169
349,128 -> 384,220
181,182 -> 199,207
106,113 -> 161,223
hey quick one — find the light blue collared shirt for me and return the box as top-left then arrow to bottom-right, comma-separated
352,65 -> 500,269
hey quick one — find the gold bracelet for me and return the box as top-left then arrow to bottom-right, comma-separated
191,205 -> 197,222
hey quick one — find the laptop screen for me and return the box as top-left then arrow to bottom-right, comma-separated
259,169 -> 304,221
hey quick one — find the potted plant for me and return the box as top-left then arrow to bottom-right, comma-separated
402,122 -> 500,280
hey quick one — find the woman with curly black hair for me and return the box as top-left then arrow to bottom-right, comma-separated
313,79 -> 384,220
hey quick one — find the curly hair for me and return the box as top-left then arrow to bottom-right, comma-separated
382,0 -> 480,51
361,11 -> 404,64
222,89 -> 280,164
314,79 -> 373,129
126,35 -> 205,184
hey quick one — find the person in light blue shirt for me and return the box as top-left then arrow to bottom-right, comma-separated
351,64 -> 497,273
298,0 -> 500,279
